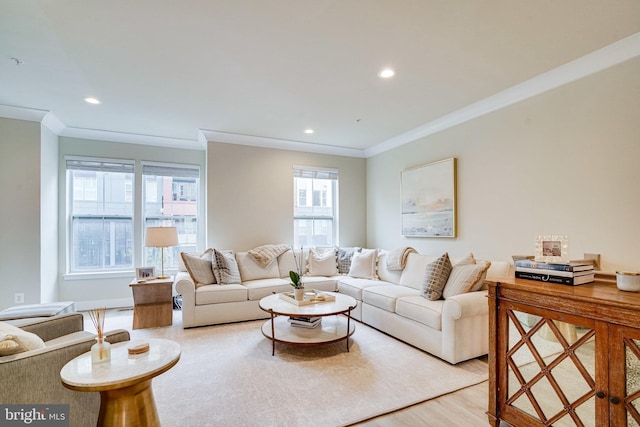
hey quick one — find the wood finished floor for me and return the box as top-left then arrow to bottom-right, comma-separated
350,380 -> 489,427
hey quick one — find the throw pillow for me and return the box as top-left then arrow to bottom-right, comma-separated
443,261 -> 492,299
308,249 -> 338,276
348,248 -> 378,279
213,249 -> 242,284
0,322 -> 46,356
337,247 -> 361,274
452,253 -> 476,267
180,249 -> 216,287
421,253 -> 453,301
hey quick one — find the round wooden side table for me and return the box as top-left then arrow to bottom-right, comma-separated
60,338 -> 180,427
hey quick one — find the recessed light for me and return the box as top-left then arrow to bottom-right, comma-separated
304,129 -> 314,134
378,68 -> 395,79
84,97 -> 101,105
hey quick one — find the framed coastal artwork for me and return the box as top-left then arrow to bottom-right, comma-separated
401,157 -> 457,237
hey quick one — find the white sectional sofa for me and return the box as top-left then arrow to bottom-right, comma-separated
175,248 -> 339,328
338,251 -> 511,364
174,246 -> 512,364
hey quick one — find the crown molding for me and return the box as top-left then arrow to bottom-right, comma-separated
365,31 -> 640,158
0,104 -> 49,122
200,129 -> 365,158
41,112 -> 65,134
59,127 -> 204,151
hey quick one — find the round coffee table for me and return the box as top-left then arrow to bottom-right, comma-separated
259,291 -> 357,355
60,338 -> 180,427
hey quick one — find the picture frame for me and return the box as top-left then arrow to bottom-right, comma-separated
401,157 -> 457,237
535,235 -> 569,263
136,266 -> 156,281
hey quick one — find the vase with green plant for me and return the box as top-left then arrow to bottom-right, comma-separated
289,246 -> 304,300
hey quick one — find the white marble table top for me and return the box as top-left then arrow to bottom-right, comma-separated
259,291 -> 357,317
60,338 -> 181,391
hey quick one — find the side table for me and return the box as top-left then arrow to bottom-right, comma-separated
129,276 -> 173,329
60,338 -> 181,427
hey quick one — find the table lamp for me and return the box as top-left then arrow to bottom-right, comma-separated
145,226 -> 178,279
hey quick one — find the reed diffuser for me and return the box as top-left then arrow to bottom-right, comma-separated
88,307 -> 111,364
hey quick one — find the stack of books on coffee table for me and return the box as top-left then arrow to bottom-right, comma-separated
514,260 -> 595,285
288,316 -> 322,328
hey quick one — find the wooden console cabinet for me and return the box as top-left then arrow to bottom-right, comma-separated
487,277 -> 640,426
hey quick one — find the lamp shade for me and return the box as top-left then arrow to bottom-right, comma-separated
145,227 -> 178,248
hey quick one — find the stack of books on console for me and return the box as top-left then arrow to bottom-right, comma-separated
514,260 -> 595,286
288,316 -> 322,328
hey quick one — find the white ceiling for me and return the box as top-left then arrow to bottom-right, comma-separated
1,1 -> 640,156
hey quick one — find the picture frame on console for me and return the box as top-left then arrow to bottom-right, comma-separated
535,235 -> 569,263
136,266 -> 156,281
401,157 -> 457,238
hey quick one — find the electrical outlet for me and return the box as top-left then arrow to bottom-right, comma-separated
14,293 -> 24,304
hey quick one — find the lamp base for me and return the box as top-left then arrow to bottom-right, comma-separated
156,275 -> 170,280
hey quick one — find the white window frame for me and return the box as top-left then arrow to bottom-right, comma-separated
293,166 -> 339,247
142,161 -> 200,271
66,156 -> 135,274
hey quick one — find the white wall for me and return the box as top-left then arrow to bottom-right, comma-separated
40,124 -> 59,303
0,118 -> 42,308
207,141 -> 366,251
366,57 -> 640,272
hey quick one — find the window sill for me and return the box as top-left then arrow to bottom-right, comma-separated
63,271 -> 135,281
63,270 -> 179,281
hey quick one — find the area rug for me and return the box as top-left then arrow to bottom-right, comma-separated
99,311 -> 488,426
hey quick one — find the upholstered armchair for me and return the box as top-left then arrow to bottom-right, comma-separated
0,313 -> 130,427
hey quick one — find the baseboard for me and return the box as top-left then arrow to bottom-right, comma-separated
73,297 -> 133,311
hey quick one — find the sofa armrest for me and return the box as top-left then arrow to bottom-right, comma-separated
19,312 -> 84,342
441,290 -> 488,320
441,290 -> 489,364
175,271 -> 195,295
175,271 -> 196,327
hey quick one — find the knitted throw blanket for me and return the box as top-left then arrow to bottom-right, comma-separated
386,247 -> 417,271
248,244 -> 290,268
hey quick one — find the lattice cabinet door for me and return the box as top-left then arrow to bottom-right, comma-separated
609,325 -> 640,426
497,300 -> 605,427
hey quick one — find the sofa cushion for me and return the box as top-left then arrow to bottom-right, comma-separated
421,253 -> 453,301
277,248 -> 306,278
362,285 -> 419,312
485,261 -> 512,282
0,322 -> 46,356
348,248 -> 378,279
395,296 -> 444,330
213,249 -> 242,284
443,261 -> 491,299
298,276 -> 339,293
399,253 -> 438,290
308,248 -> 338,276
337,247 -> 361,274
180,249 -> 216,287
195,284 -> 248,305
377,250 -> 403,284
236,252 -> 280,282
243,278 -> 291,301
338,277 -> 387,300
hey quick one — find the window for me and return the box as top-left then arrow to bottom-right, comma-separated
293,166 -> 338,247
143,163 -> 200,270
66,158 -> 134,272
